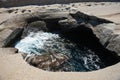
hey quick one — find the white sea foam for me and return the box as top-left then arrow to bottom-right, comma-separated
15,32 -> 60,54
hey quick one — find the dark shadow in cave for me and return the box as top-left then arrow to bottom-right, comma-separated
45,20 -> 62,32
61,24 -> 120,67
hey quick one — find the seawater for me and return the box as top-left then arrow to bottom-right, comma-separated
15,31 -> 104,71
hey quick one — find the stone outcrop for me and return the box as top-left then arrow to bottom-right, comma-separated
0,9 -> 120,71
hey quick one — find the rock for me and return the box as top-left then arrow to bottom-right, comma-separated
58,18 -> 78,31
34,12 -> 70,32
23,53 -> 68,71
0,29 -> 13,47
93,23 -> 115,46
22,21 -> 47,38
106,35 -> 120,56
93,23 -> 120,57
31,11 -> 68,20
0,11 -> 69,29
0,14 -> 28,30
3,28 -> 24,47
70,11 -> 113,26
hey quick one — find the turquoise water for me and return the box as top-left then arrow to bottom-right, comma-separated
15,31 -> 104,71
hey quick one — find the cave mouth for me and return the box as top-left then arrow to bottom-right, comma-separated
5,19 -> 118,72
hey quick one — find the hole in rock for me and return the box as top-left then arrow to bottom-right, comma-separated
5,20 -> 120,72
